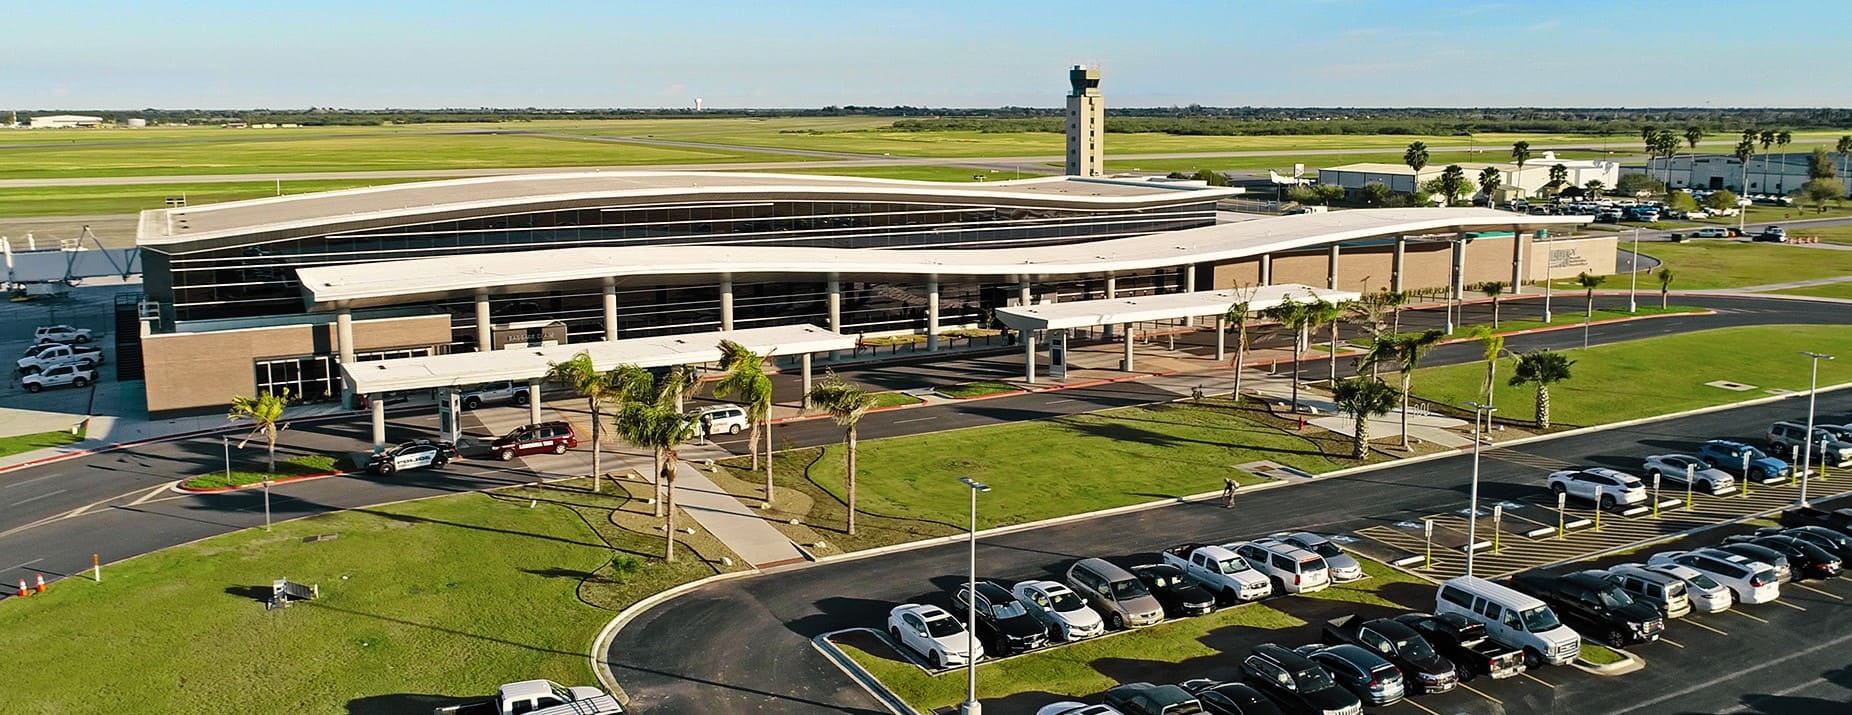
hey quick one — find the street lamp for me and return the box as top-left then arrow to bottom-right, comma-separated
1799,352 -> 1835,507
1466,401 -> 1496,577
1627,228 -> 1641,313
958,476 -> 991,715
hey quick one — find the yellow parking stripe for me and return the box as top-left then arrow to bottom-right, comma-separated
1771,599 -> 1807,611
1521,671 -> 1556,688
1794,582 -> 1844,600
1659,637 -> 1685,648
1457,682 -> 1502,704
1683,618 -> 1728,636
1399,697 -> 1444,715
1725,609 -> 1770,624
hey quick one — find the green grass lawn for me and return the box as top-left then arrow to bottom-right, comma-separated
0,428 -> 84,458
870,392 -> 926,408
1410,325 -> 1852,428
0,179 -> 429,217
739,165 -> 1048,182
936,381 -> 1022,399
1296,555 -> 1429,610
1689,205 -> 1852,226
842,602 -> 1305,711
1,479 -> 728,713
1637,241 -> 1852,290
1580,642 -> 1627,665
1784,224 -> 1852,246
1765,281 -> 1852,300
182,454 -> 340,490
1460,304 -> 1704,334
1104,149 -> 1622,175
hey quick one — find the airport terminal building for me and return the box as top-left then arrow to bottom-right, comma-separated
131,171 -> 1598,414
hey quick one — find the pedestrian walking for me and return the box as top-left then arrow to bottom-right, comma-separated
1222,478 -> 1238,508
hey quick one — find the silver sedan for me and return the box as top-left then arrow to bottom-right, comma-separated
1643,454 -> 1736,495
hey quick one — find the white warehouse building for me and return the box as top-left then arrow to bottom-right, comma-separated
29,114 -> 104,129
1648,153 -> 1851,197
1320,152 -> 1621,201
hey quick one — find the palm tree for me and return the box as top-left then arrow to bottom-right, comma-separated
1260,297 -> 1315,412
619,399 -> 698,561
1837,135 -> 1852,184
1365,329 -> 1445,450
1437,165 -> 1469,206
1509,350 -> 1575,429
1225,295 -> 1253,403
229,388 -> 291,477
1470,325 -> 1505,409
715,339 -> 775,499
1760,130 -> 1776,177
1404,141 -> 1430,187
546,352 -> 624,493
1655,267 -> 1675,309
1510,141 -> 1532,198
1547,164 -> 1569,194
1655,130 -> 1681,186
1584,179 -> 1604,199
1575,271 -> 1606,318
1477,166 -> 1503,206
1478,280 -> 1508,328
1331,377 -> 1400,459
1735,139 -> 1757,194
1385,291 -> 1410,334
807,372 -> 878,535
1684,126 -> 1705,155
1308,299 -> 1344,385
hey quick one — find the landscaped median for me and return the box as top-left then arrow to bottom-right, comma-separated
179,454 -> 341,491
935,380 -> 1023,399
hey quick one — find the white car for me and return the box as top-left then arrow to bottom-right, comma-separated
1013,580 -> 1104,641
1274,532 -> 1364,583
1642,563 -> 1733,613
1547,467 -> 1648,510
21,363 -> 96,392
1641,454 -> 1735,495
690,404 -> 751,436
34,324 -> 93,344
1232,539 -> 1332,594
887,603 -> 983,669
1648,550 -> 1779,605
1691,227 -> 1732,238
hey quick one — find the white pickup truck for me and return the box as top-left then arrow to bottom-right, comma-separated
18,343 -> 104,374
1161,543 -> 1273,603
34,325 -> 94,344
434,680 -> 624,715
22,364 -> 96,392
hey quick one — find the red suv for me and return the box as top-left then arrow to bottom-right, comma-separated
491,421 -> 578,461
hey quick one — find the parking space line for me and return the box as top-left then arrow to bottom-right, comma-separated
1659,637 -> 1685,648
1793,582 -> 1843,600
1521,671 -> 1556,688
1770,598 -> 1807,611
1456,682 -> 1502,705
1683,618 -> 1728,636
1724,609 -> 1770,624
1399,697 -> 1444,715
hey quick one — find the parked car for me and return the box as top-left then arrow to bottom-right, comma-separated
433,679 -> 622,715
1272,533 -> 1363,583
1390,611 -> 1526,681
1713,542 -> 1795,582
1590,566 -> 1690,619
1179,680 -> 1283,715
1779,505 -> 1852,536
1293,644 -> 1405,706
1067,558 -> 1165,630
1036,704 -> 1124,715
1647,549 -> 1780,604
33,324 -> 93,344
1232,539 -> 1332,594
1641,454 -> 1735,495
1767,421 -> 1852,467
1102,683 -> 1203,715
1639,563 -> 1733,613
690,403 -> 752,436
1320,615 -> 1456,694
16,342 -> 104,374
1128,564 -> 1215,618
1239,643 -> 1363,715
1758,525 -> 1852,557
953,581 -> 1049,656
1753,225 -> 1789,242
366,439 -> 458,476
1546,467 -> 1648,510
887,603 -> 982,669
1435,576 -> 1580,667
1697,440 -> 1789,483
490,421 -> 579,461
1508,571 -> 1663,646
1161,543 -> 1272,603
1691,227 -> 1732,238
1013,580 -> 1105,642
1724,535 -> 1841,579
459,380 -> 531,410
21,363 -> 95,392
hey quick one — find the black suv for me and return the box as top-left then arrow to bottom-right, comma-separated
952,581 -> 1048,656
1321,615 -> 1457,694
1239,643 -> 1363,715
1508,571 -> 1663,645
1726,534 -> 1842,579
1102,682 -> 1205,715
1130,563 -> 1215,618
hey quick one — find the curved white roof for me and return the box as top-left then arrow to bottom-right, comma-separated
298,207 -> 1584,309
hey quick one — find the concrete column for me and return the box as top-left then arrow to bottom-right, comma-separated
1452,240 -> 1467,301
1214,315 -> 1227,361
370,395 -> 386,451
336,305 -> 356,406
473,289 -> 491,352
801,353 -> 813,407
527,378 -> 542,425
1184,264 -> 1197,292
1510,225 -> 1527,292
1023,330 -> 1037,384
827,278 -> 842,333
1259,254 -> 1273,286
1018,278 -> 1031,307
1327,244 -> 1342,290
719,275 -> 734,332
926,278 -> 940,352
1391,237 -> 1407,293
1122,325 -> 1135,372
602,278 -> 618,341
1104,275 -> 1118,338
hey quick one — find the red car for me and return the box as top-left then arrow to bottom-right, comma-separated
491,421 -> 578,461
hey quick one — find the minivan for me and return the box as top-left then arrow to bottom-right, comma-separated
1435,576 -> 1580,667
490,421 -> 580,461
1066,558 -> 1165,630
1767,421 -> 1852,467
691,404 -> 752,436
1600,566 -> 1691,619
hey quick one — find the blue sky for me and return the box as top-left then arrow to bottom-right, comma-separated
5,1 -> 1845,109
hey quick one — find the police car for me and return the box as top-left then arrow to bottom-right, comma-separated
367,440 -> 459,475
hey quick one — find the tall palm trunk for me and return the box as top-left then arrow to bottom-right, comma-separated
763,418 -> 774,499
662,454 -> 678,562
1391,305 -> 1402,334
1328,322 -> 1339,384
1483,361 -> 1497,410
266,438 -> 277,477
1490,296 -> 1501,328
652,450 -> 664,517
1231,325 -> 1247,404
747,420 -> 760,470
1352,413 -> 1370,459
845,426 -> 860,536
1535,386 -> 1552,429
1398,371 -> 1413,450
590,402 -> 603,493
1661,289 -> 1668,310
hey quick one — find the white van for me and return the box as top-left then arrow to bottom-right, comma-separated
1435,576 -> 1580,667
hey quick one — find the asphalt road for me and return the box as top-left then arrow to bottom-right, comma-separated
604,387 -> 1852,715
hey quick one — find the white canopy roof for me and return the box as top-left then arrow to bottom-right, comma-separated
342,324 -> 851,395
994,284 -> 1361,331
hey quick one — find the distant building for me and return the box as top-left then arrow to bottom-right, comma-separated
125,118 -> 148,128
1651,153 -> 1848,196
29,114 -> 103,129
1065,65 -> 1103,177
1319,152 -> 1620,201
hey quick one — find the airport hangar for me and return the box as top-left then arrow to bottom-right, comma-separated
130,171 -> 1597,422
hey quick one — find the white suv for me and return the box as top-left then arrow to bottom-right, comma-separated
1547,467 -> 1647,510
1648,550 -> 1779,605
1231,539 -> 1331,594
34,325 -> 93,344
22,363 -> 96,392
691,404 -> 751,436
887,603 -> 982,669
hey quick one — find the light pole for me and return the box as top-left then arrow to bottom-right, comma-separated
1541,248 -> 1554,323
958,476 -> 990,715
1627,228 -> 1640,313
1466,401 -> 1496,576
1799,351 -> 1834,507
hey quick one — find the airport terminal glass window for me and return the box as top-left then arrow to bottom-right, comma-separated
255,347 -> 433,403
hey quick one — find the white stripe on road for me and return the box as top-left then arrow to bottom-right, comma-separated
1793,582 -> 1843,600
1043,398 -> 1077,404
2,558 -> 44,573
894,417 -> 938,424
1684,618 -> 1728,636
1617,628 -> 1852,714
1770,598 -> 1807,611
1,474 -> 61,490
9,489 -> 67,507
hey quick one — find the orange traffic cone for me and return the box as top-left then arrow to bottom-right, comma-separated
15,579 -> 27,598
34,574 -> 46,594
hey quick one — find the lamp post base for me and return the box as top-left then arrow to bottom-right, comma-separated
960,701 -> 983,715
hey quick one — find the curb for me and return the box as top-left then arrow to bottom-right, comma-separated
811,630 -> 920,715
1573,646 -> 1644,676
589,567 -> 763,701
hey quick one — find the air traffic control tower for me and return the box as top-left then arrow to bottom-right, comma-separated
1065,65 -> 1103,177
